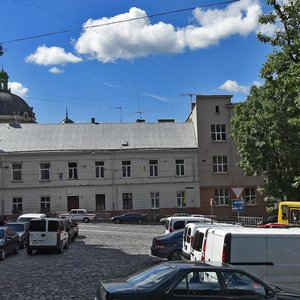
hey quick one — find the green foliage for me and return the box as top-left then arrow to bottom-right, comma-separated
231,0 -> 300,202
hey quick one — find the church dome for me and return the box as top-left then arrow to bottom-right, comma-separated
0,68 -> 36,123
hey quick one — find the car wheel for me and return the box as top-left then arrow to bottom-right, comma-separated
27,247 -> 32,255
83,217 -> 89,223
115,219 -> 121,224
0,249 -> 5,260
169,250 -> 182,261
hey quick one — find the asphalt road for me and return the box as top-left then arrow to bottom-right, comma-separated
0,222 -> 165,300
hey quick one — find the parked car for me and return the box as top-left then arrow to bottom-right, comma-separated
0,226 -> 19,260
58,209 -> 96,223
151,229 -> 184,260
17,213 -> 47,223
160,213 -> 190,223
5,221 -> 29,248
27,218 -> 69,254
63,219 -> 76,242
95,261 -> 300,299
257,223 -> 291,228
257,215 -> 278,225
110,213 -> 147,224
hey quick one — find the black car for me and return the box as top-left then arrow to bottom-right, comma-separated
0,226 -> 19,260
110,213 -> 147,224
95,261 -> 300,300
5,221 -> 29,249
151,229 -> 183,260
258,215 -> 278,225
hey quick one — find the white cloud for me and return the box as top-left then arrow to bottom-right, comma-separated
49,67 -> 64,74
8,82 -> 28,97
74,0 -> 262,62
26,45 -> 82,66
143,92 -> 171,103
220,80 -> 250,93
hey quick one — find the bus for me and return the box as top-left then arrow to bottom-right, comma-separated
278,201 -> 300,224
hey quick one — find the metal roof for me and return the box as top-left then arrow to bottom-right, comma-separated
0,122 -> 197,153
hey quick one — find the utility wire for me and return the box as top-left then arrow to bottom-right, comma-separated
2,0 -> 239,44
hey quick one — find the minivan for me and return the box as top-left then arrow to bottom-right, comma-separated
27,218 -> 68,254
164,216 -> 213,234
203,226 -> 300,284
17,213 -> 47,223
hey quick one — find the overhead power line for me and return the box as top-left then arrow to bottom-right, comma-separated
1,0 -> 239,44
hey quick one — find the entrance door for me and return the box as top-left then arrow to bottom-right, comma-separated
95,194 -> 106,210
67,196 -> 79,211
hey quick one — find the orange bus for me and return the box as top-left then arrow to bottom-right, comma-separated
278,201 -> 300,224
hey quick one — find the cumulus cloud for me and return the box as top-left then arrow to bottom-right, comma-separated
26,45 -> 82,66
8,82 -> 28,97
49,67 -> 64,74
219,80 -> 250,93
74,0 -> 262,62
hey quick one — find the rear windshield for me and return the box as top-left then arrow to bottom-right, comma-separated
29,220 -> 46,231
192,231 -> 204,251
173,220 -> 185,230
48,221 -> 59,232
6,224 -> 24,232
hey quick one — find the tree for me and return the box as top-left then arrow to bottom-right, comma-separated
231,0 -> 300,203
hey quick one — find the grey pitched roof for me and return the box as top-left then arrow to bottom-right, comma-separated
0,122 -> 197,153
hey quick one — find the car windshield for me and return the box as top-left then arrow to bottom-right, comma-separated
6,224 -> 24,232
18,217 -> 32,223
0,229 -> 4,239
127,264 -> 176,290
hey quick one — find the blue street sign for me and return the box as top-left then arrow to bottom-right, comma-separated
232,199 -> 245,212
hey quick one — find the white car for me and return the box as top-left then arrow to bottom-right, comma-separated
58,209 -> 96,223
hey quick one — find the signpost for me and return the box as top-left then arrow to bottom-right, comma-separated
232,199 -> 245,221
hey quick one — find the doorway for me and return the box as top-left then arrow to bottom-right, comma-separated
95,194 -> 106,210
67,196 -> 79,211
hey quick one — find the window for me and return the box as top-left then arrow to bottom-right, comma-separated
40,196 -> 50,213
150,192 -> 159,208
174,271 -> 221,296
149,160 -> 158,177
12,197 -> 22,213
215,105 -> 220,113
122,193 -> 133,209
12,163 -> 22,181
211,124 -> 226,141
95,161 -> 105,179
68,162 -> 78,179
212,156 -> 228,173
214,188 -> 229,206
122,161 -> 131,178
95,194 -> 106,210
245,187 -> 256,205
177,191 -> 186,207
176,159 -> 185,176
40,163 -> 50,180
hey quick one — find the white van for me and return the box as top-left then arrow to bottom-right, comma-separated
164,216 -> 213,234
204,227 -> 300,284
182,222 -> 239,260
27,218 -> 69,254
17,213 -> 46,223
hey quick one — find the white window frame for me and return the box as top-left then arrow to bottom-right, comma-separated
212,156 -> 228,173
150,192 -> 160,208
245,187 -> 256,205
214,188 -> 229,206
122,161 -> 131,178
211,124 -> 226,141
40,196 -> 50,213
176,159 -> 185,176
149,160 -> 158,177
12,197 -> 22,213
12,163 -> 22,181
177,191 -> 186,208
95,161 -> 105,179
40,163 -> 50,180
68,162 -> 78,179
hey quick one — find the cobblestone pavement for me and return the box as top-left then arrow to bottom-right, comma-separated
0,222 -> 165,300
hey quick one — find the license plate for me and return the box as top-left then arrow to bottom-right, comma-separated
32,240 -> 44,245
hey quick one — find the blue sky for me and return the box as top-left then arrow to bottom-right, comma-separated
0,0 -> 273,124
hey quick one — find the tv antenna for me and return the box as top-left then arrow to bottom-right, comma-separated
181,93 -> 196,106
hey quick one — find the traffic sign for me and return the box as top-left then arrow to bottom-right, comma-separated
232,199 -> 245,212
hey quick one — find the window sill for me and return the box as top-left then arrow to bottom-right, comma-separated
212,172 -> 228,175
39,179 -> 51,182
11,180 -> 23,183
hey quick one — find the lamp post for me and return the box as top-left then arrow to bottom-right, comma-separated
210,198 -> 214,217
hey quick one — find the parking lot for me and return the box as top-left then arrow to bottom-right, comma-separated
0,223 -> 165,300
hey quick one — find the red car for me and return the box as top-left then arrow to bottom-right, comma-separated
257,223 -> 290,228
